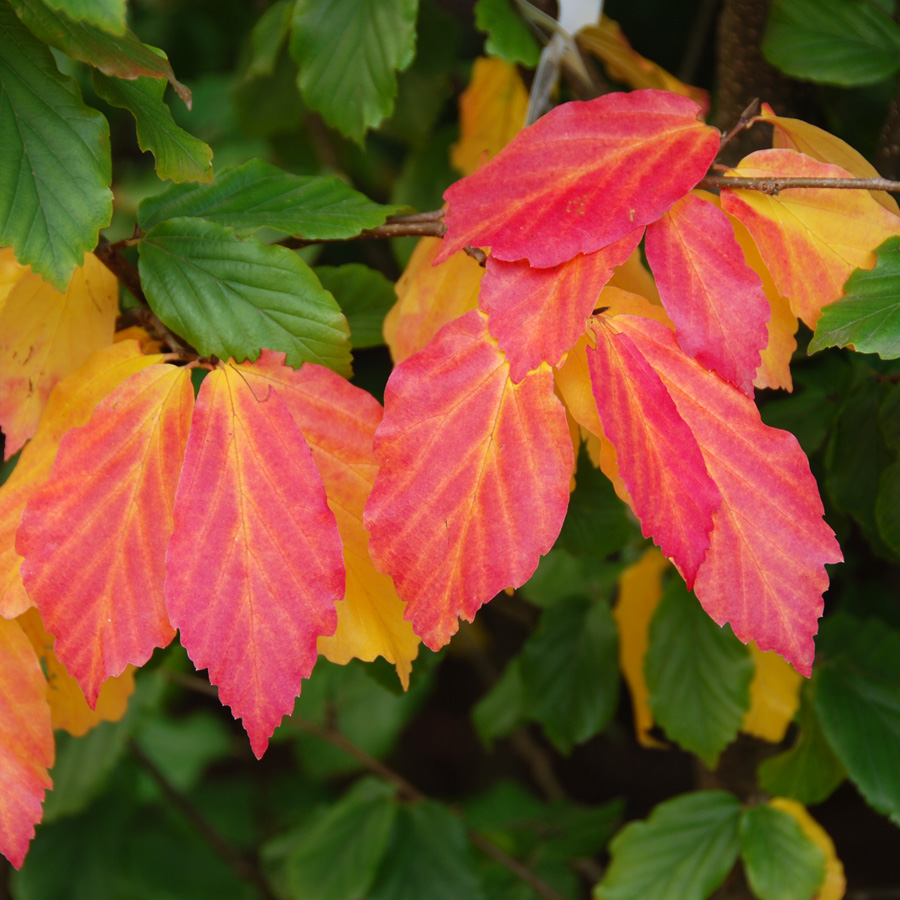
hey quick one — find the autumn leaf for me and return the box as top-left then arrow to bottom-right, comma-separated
365,310 -> 573,649
0,615 -> 53,870
164,361 -> 344,758
0,341 -> 163,620
644,191 -> 770,396
721,149 -> 900,326
613,315 -> 842,675
450,56 -> 528,176
479,227 -> 644,382
234,352 -> 419,689
589,318 -> 721,587
16,608 -> 135,737
17,364 -> 193,706
741,642 -> 802,743
439,89 -> 720,268
0,250 -> 118,458
383,237 -> 484,365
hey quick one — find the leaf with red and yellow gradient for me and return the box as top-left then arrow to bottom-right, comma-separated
769,799 -> 846,900
0,251 -> 118,459
645,191 -> 770,396
17,364 -> 193,706
726,210 -> 798,392
383,237 -> 484,364
577,18 -> 709,115
589,318 -> 721,586
613,315 -> 842,675
439,90 -> 719,268
234,352 -> 419,689
451,57 -> 528,176
0,615 -> 53,870
16,608 -> 134,737
365,310 -> 573,649
0,342 -> 163,619
164,362 -> 344,758
760,103 -> 898,214
721,150 -> 900,326
480,227 -> 644,382
741,642 -> 802,743
614,547 -> 670,747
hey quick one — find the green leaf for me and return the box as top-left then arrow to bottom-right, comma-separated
315,264 -> 396,349
10,0 -> 190,105
92,70 -> 213,184
645,579 -> 753,768
757,691 -> 846,805
369,800 -> 484,900
738,804 -> 825,900
881,384 -> 900,449
762,0 -> 900,86
289,0 -> 419,142
276,779 -> 398,900
245,0 -> 293,79
876,460 -> 900,556
519,596 -> 619,753
595,791 -> 742,900
472,657 -> 527,747
40,0 -> 126,34
139,158 -> 396,237
557,446 -> 636,558
474,0 -> 541,67
137,216 -> 352,374
809,236 -> 900,358
0,1 -> 112,289
814,652 -> 900,825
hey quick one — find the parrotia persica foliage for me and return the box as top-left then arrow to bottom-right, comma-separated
9,82 -> 899,869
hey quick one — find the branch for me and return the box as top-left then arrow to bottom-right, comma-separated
280,210 -> 446,249
700,174 -> 900,194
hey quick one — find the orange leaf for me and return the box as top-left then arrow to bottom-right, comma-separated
721,149 -> 900,326
384,236 -> 484,364
760,103 -> 898,214
16,608 -> 135,737
165,362 -> 344,758
741,641 -> 802,743
589,318 -> 721,586
614,315 -> 842,675
480,227 -> 644,382
451,56 -> 528,176
439,90 -> 719,268
0,615 -> 53,869
645,191 -> 770,395
365,310 -> 573,649
17,364 -> 193,706
577,18 -> 710,115
0,341 -> 163,619
234,352 -> 420,689
0,251 -> 118,458
614,547 -> 670,748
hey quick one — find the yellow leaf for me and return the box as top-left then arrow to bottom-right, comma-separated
114,325 -> 164,355
613,547 -> 670,747
760,103 -> 899,214
769,798 -> 846,900
16,608 -> 135,737
0,252 -> 118,458
0,341 -> 162,618
451,57 -> 528,177
741,642 -> 802,742
577,18 -> 709,115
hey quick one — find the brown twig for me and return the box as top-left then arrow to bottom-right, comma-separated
718,98 -> 761,153
125,737 -> 279,900
281,212 -> 446,250
700,174 -> 900,194
95,234 -> 146,306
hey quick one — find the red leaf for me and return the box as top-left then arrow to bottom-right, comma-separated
480,227 -> 644,382
17,365 -> 193,705
438,89 -> 719,267
0,616 -> 53,869
588,319 -> 720,586
364,310 -> 573,649
614,316 -> 842,675
164,362 -> 344,758
644,192 -> 770,395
